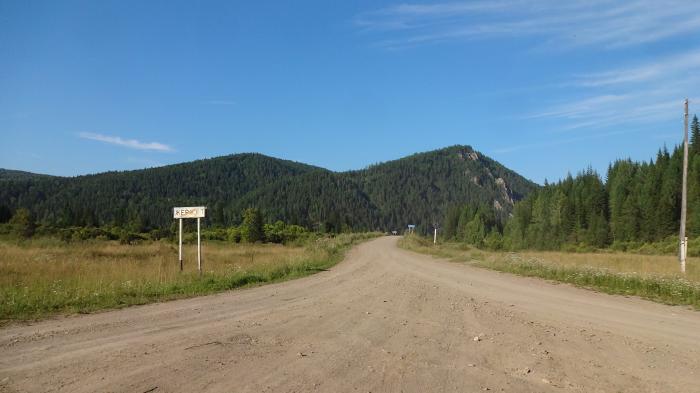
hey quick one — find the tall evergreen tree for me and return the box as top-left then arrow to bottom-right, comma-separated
241,208 -> 264,243
0,205 -> 11,223
691,115 -> 700,155
656,147 -> 682,238
607,160 -> 637,242
9,208 -> 35,238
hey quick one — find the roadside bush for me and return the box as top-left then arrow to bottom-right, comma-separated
483,230 -> 503,250
149,227 -> 172,241
119,230 -> 146,245
226,227 -> 241,243
57,227 -> 120,243
201,228 -> 227,241
264,221 -> 286,243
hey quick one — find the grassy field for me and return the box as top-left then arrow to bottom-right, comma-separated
399,235 -> 700,309
0,233 -> 378,323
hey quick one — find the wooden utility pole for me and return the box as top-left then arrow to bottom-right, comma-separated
680,99 -> 689,273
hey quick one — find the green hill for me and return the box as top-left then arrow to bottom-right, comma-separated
0,169 -> 56,182
0,146 -> 538,232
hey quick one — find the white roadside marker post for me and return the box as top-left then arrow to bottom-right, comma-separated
179,218 -> 183,272
197,216 -> 202,276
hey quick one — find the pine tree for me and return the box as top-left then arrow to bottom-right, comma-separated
638,161 -> 660,242
241,208 -> 264,243
691,115 -> 700,155
656,147 -> 682,239
0,205 -> 11,223
9,208 -> 36,238
465,214 -> 486,246
443,206 -> 461,240
607,160 -> 637,242
687,157 -> 700,236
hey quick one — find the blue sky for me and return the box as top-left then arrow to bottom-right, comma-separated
2,1 -> 700,184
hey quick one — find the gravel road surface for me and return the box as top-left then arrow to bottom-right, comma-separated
1,236 -> 699,392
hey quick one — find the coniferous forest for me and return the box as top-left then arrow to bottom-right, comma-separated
445,116 -> 700,252
4,114 -> 700,253
0,145 -> 536,237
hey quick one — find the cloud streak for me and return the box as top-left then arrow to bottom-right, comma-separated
78,132 -> 174,152
356,2 -> 700,137
531,48 -> 700,130
357,0 -> 700,50
573,50 -> 700,87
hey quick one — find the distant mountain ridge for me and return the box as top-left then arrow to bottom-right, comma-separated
0,169 -> 57,181
0,146 -> 538,232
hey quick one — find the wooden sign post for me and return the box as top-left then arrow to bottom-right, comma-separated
173,206 -> 206,275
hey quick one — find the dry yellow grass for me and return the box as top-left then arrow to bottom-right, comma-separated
1,240 -> 307,291
400,235 -> 700,309
504,250 -> 700,282
0,233 -> 377,322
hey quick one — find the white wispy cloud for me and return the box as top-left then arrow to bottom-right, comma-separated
356,2 -> 700,137
531,47 -> 700,130
357,0 -> 700,50
573,50 -> 700,87
528,94 -> 628,120
78,132 -> 174,152
531,93 -> 690,131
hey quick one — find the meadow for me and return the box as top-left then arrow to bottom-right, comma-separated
0,233 -> 378,323
399,235 -> 700,309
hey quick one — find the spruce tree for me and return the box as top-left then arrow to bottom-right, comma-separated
465,214 -> 486,246
656,147 -> 682,239
687,157 -> 700,236
691,115 -> 700,155
241,208 -> 264,243
9,208 -> 36,238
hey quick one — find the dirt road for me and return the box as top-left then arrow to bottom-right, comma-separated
1,237 -> 699,392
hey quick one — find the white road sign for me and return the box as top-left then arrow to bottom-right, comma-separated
173,206 -> 206,219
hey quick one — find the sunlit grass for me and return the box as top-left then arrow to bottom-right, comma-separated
0,233 -> 379,323
505,250 -> 700,281
399,235 -> 700,309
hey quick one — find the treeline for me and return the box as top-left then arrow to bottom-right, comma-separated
0,146 -> 537,233
0,153 -> 317,231
1,207 -> 310,245
441,203 -> 505,249
446,116 -> 700,251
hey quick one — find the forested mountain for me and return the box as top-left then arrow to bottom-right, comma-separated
0,169 -> 56,182
348,147 -> 537,231
446,115 -> 700,251
0,154 -> 320,230
0,145 -> 537,233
